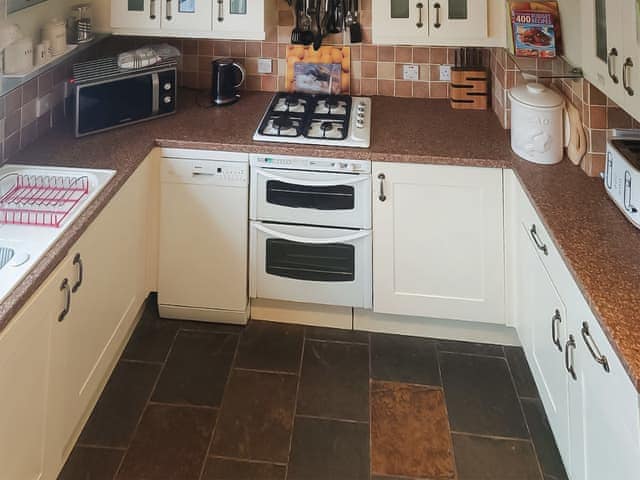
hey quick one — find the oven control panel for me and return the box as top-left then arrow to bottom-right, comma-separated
251,154 -> 371,174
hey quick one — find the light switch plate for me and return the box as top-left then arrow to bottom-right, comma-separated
258,58 -> 273,74
439,65 -> 452,81
403,64 -> 419,81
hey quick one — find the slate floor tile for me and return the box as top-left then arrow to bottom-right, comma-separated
201,457 -> 286,480
78,361 -> 161,448
453,434 -> 542,480
297,340 -> 369,421
371,381 -> 456,479
437,339 -> 505,357
121,307 -> 179,363
522,398 -> 568,480
305,326 -> 369,344
235,321 -> 304,373
440,352 -> 529,438
505,346 -> 539,398
287,417 -> 369,480
151,330 -> 237,407
211,369 -> 297,463
116,404 -> 216,480
58,446 -> 124,480
371,333 -> 441,386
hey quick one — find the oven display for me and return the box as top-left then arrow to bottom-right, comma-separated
266,180 -> 355,211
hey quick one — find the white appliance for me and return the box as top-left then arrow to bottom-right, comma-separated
249,153 -> 372,309
509,83 -> 565,165
157,149 -> 249,324
604,133 -> 640,229
253,92 -> 372,148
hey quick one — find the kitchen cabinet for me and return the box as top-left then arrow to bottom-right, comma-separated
372,162 -> 505,325
46,161 -> 151,474
0,262 -> 62,480
372,0 -> 492,45
111,0 -> 276,40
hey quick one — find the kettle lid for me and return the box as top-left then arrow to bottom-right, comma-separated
214,57 -> 235,66
509,82 -> 564,109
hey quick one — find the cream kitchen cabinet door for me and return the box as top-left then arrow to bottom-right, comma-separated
46,162 -> 150,474
372,0 -> 429,45
161,0 -> 213,34
621,0 -> 640,119
372,162 -> 505,324
212,0 -> 266,39
425,0 -> 488,43
0,260 -> 69,480
111,0 -> 162,31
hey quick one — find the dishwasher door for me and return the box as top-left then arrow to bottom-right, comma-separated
158,154 -> 249,323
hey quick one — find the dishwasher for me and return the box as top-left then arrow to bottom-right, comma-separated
157,148 -> 249,324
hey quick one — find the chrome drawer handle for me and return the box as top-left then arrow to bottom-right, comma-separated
433,2 -> 441,28
72,253 -> 83,293
581,322 -> 610,372
530,224 -> 548,256
416,2 -> 424,28
378,173 -> 386,202
623,57 -> 635,96
59,278 -> 71,322
565,335 -> 577,381
608,48 -> 619,84
551,309 -> 562,352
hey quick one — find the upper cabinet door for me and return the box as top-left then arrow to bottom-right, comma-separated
427,0 -> 487,42
621,0 -> 640,116
161,0 -> 213,33
111,0 -> 162,30
372,0 -> 428,44
213,0 -> 264,39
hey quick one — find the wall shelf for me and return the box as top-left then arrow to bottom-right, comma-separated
506,50 -> 583,80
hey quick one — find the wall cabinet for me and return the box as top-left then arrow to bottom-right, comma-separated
111,0 -> 276,40
372,162 -> 505,325
373,0 -> 492,45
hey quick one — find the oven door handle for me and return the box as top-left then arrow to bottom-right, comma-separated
254,223 -> 370,244
256,168 -> 370,187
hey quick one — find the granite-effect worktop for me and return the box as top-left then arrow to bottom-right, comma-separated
4,89 -> 640,393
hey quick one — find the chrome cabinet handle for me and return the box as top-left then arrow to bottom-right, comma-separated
605,151 -> 613,189
416,2 -> 424,28
551,309 -> 562,352
565,335 -> 577,381
150,0 -> 156,19
166,0 -> 172,20
218,0 -> 224,21
623,171 -> 638,213
581,322 -> 610,372
59,278 -> 71,322
433,2 -> 441,28
529,224 -> 548,256
378,173 -> 387,202
608,48 -> 619,84
623,57 -> 635,96
72,253 -> 83,293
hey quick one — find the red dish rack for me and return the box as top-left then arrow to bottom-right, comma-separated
0,174 -> 89,227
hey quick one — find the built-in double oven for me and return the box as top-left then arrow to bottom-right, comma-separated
249,154 -> 372,308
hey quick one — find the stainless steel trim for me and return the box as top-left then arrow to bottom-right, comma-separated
152,72 -> 160,114
552,309 -> 562,352
565,335 -> 577,381
581,322 -> 610,372
59,278 -> 71,322
378,173 -> 386,201
530,224 -> 548,255
608,48 -> 619,84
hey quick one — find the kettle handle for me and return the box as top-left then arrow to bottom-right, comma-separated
233,62 -> 246,89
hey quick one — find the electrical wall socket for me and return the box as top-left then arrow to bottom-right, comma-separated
439,65 -> 452,81
258,58 -> 273,74
403,64 -> 419,81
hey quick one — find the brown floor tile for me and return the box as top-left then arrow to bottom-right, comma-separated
288,417 -> 369,480
78,361 -> 161,448
437,339 -> 504,357
371,381 -> 455,479
453,434 -> 542,480
371,333 -> 441,386
235,321 -> 303,373
211,369 -> 297,463
116,404 -> 216,480
58,446 -> 124,480
201,457 -> 286,480
305,326 -> 369,344
151,331 -> 237,407
505,346 -> 539,399
122,303 -> 179,363
297,340 -> 369,421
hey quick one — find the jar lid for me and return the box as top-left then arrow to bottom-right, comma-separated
509,82 -> 564,108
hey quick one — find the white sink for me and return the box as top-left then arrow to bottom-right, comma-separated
0,165 -> 115,303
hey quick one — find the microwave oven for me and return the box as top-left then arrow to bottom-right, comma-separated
72,57 -> 177,137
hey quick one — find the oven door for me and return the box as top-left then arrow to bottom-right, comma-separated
250,166 -> 372,228
250,221 -> 372,308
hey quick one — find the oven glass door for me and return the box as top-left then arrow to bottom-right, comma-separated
250,167 -> 372,228
250,221 -> 372,308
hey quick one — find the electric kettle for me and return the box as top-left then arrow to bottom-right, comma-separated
211,58 -> 245,106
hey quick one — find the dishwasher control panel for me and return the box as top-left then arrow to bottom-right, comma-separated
161,157 -> 248,187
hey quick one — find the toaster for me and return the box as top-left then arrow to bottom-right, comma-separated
604,132 -> 640,229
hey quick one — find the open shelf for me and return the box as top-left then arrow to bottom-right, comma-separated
506,49 -> 583,80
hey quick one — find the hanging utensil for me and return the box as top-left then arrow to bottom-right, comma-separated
349,0 -> 362,43
291,0 -> 304,44
345,0 -> 353,26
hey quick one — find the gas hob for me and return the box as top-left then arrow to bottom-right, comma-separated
253,92 -> 371,148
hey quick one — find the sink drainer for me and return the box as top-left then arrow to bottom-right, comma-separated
0,247 -> 14,269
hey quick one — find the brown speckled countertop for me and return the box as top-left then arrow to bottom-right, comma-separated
4,90 -> 640,392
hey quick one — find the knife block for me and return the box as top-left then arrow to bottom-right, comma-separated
450,69 -> 489,110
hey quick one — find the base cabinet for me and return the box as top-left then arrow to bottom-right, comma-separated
372,162 -> 505,325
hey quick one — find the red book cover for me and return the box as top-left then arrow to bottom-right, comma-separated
509,1 -> 562,58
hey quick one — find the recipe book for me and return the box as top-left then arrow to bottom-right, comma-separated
507,1 -> 562,58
